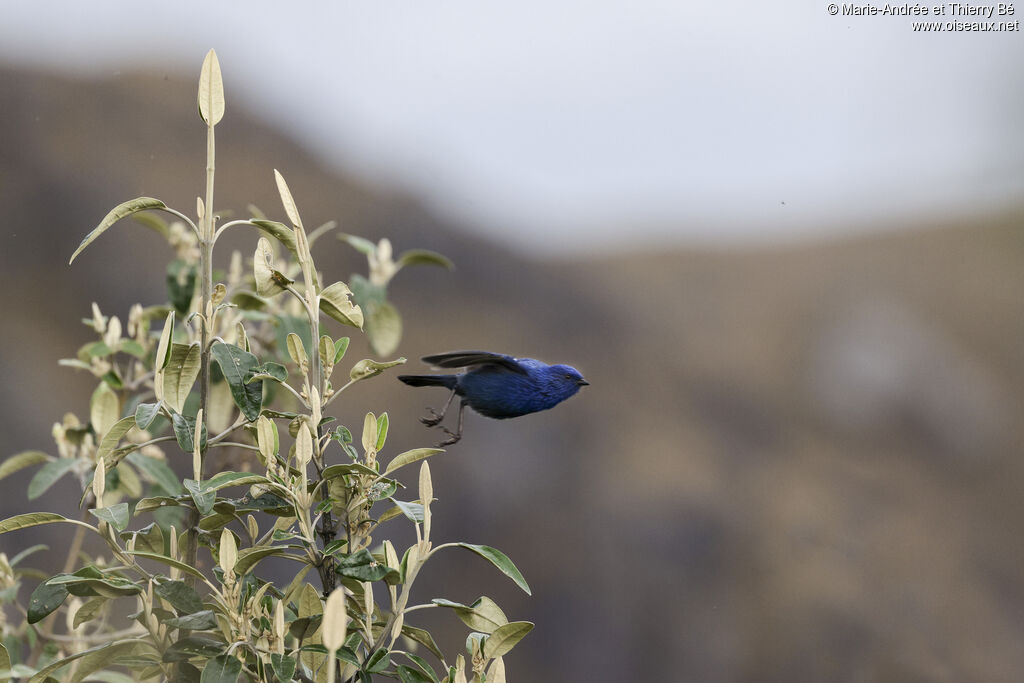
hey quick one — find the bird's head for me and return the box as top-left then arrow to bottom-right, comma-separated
548,364 -> 589,397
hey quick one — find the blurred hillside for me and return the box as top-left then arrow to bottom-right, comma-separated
2,67 -> 1024,682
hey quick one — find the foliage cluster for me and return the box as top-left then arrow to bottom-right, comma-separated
0,51 -> 531,683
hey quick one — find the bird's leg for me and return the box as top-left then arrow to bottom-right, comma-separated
421,389 -> 456,427
438,399 -> 467,446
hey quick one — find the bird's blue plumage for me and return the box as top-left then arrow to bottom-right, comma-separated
398,351 -> 588,444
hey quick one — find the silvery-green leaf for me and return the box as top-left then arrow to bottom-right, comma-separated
134,402 -> 161,430
366,301 -> 402,356
210,342 -> 263,422
384,448 -> 443,476
0,451 -> 52,481
90,381 -> 120,442
337,233 -> 377,255
27,459 -> 79,500
89,503 -> 130,532
69,198 -> 168,264
396,249 -> 454,271
163,344 -> 201,414
254,236 -> 287,297
349,357 -> 406,382
482,621 -> 534,658
197,49 -> 225,126
320,281 -> 364,329
451,544 -> 531,595
96,416 -> 137,460
273,169 -> 302,228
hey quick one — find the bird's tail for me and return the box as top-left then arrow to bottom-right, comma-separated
398,374 -> 458,390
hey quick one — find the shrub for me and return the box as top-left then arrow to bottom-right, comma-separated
0,50 -> 530,683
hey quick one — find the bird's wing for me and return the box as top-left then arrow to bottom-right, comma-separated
420,351 -> 528,375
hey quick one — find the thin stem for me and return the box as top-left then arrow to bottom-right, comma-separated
184,111 -> 217,588
199,119 -> 216,479
213,218 -> 260,243
208,415 -> 248,444
208,441 -> 260,452
322,378 -> 357,408
61,507 -> 92,573
158,206 -> 201,238
274,378 -> 309,407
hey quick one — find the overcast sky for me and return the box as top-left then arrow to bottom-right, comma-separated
2,2 -> 1022,253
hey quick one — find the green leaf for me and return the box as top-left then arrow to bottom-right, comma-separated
396,652 -> 440,683
27,638 -> 153,683
135,496 -> 183,512
90,381 -> 120,441
126,452 -> 183,495
233,546 -> 295,575
250,220 -> 298,258
9,543 -> 49,566
183,479 -> 215,516
69,197 -> 168,264
336,549 -> 398,582
453,544 -> 531,595
0,643 -> 9,677
376,412 -> 389,451
155,580 -> 204,615
319,281 -> 364,329
364,648 -> 391,674
162,634 -> 226,663
163,344 -> 201,414
126,551 -> 206,582
365,300 -> 403,356
134,402 -> 162,430
27,579 -> 69,623
333,337 -> 350,365
197,49 -> 225,126
396,665 -> 433,683
270,653 -> 297,682
0,450 -> 52,481
259,361 -> 288,382
396,248 -> 454,271
338,232 -> 377,255
131,210 -> 169,238
163,610 -> 218,631
384,448 -> 443,476
171,413 -> 208,454
96,415 -> 138,460
72,596 -> 108,629
89,503 -> 130,532
483,621 -> 534,658
27,459 -> 78,500
155,310 -> 175,372
120,339 -> 147,358
121,522 -> 164,554
204,471 -> 270,491
210,343 -> 264,422
431,596 -> 508,634
273,170 -> 303,228
321,462 -> 380,479
349,357 -> 406,382
0,511 -> 98,536
400,624 -> 446,662
389,499 -> 425,524
167,259 -> 198,316
48,571 -> 141,598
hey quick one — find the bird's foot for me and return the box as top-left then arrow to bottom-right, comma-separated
437,427 -> 462,447
420,408 -> 445,427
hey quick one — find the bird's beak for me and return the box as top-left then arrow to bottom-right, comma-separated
577,378 -> 590,386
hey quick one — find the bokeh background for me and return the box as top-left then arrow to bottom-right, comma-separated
2,3 -> 1024,681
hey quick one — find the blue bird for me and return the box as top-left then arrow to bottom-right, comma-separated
398,351 -> 589,445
